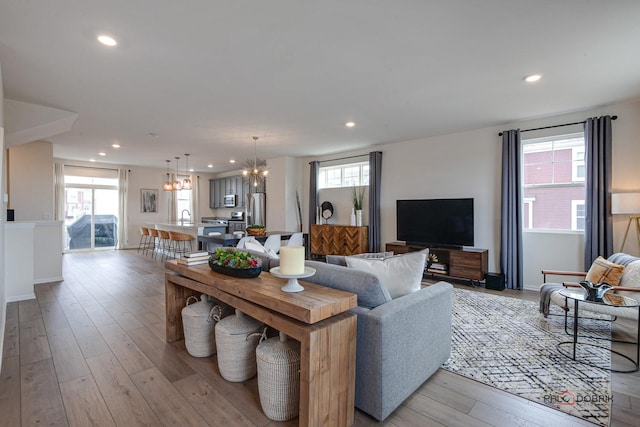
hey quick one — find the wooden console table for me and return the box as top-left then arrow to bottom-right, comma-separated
164,260 -> 357,427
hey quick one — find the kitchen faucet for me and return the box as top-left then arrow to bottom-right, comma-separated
180,209 -> 191,225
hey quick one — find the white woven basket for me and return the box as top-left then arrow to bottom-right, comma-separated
182,295 -> 233,357
215,309 -> 264,382
256,332 -> 301,421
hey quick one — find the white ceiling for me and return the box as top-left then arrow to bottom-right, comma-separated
1,0 -> 639,173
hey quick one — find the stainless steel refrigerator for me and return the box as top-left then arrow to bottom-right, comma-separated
246,192 -> 266,226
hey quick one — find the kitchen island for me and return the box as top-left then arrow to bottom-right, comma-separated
152,223 -> 228,251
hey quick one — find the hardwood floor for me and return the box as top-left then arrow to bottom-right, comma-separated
1,250 -> 639,426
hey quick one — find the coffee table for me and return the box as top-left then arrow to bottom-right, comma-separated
557,289 -> 640,373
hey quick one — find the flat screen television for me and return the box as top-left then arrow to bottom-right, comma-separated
396,198 -> 474,248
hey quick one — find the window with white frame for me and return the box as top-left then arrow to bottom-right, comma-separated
175,174 -> 193,220
571,200 -> 586,231
521,133 -> 585,231
318,161 -> 369,189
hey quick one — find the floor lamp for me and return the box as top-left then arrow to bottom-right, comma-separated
611,192 -> 640,253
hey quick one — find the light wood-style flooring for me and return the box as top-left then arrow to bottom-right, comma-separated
1,250 -> 639,426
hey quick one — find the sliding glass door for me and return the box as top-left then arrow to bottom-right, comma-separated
63,167 -> 119,251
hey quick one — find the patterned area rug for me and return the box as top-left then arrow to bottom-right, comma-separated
442,288 -> 612,426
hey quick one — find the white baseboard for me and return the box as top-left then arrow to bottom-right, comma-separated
34,276 -> 64,285
6,293 -> 36,303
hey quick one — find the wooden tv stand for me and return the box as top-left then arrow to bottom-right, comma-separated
385,242 -> 488,284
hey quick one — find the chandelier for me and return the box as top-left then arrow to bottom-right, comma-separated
242,136 -> 268,187
163,156 -> 193,192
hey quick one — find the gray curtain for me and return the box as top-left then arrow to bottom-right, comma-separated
584,116 -> 613,268
309,161 -> 320,232
368,151 -> 382,252
500,129 -> 523,290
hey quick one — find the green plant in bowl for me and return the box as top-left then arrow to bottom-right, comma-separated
208,248 -> 263,278
209,248 -> 262,269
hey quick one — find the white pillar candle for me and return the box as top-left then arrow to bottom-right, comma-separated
279,246 -> 305,275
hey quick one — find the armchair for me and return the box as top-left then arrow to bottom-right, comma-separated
541,253 -> 640,320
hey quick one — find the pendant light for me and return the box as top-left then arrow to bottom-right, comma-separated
163,160 -> 173,191
182,153 -> 192,190
172,156 -> 183,190
242,136 -> 268,188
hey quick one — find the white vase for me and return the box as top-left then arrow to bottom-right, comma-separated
356,210 -> 363,226
350,208 -> 356,226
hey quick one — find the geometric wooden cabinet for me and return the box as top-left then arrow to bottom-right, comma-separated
311,225 -> 369,256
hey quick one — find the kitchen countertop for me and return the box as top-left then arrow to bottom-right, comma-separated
154,222 -> 227,228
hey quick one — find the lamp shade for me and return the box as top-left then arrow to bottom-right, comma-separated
611,193 -> 640,214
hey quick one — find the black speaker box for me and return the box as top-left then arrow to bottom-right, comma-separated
485,272 -> 505,291
6,209 -> 14,221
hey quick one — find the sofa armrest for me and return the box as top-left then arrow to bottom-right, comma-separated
352,281 -> 453,420
542,270 -> 587,282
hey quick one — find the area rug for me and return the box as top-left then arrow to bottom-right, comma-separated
442,288 -> 612,426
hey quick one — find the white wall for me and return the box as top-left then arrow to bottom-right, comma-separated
8,140 -> 54,221
0,59 -> 6,370
300,98 -> 640,289
265,156 -> 302,232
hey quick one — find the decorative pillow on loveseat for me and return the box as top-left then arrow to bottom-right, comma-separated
586,256 -> 625,286
345,250 -> 427,299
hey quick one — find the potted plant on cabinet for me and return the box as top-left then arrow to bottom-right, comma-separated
351,186 -> 365,226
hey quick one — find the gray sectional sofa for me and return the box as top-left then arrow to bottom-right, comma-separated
242,248 -> 453,420
303,259 -> 453,421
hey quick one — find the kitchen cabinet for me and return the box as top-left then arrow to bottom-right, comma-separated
209,175 -> 249,208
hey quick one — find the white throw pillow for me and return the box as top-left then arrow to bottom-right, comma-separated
618,260 -> 640,301
245,241 -> 267,253
345,251 -> 426,299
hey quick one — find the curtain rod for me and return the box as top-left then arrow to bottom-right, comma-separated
498,115 -> 617,136
310,153 -> 369,165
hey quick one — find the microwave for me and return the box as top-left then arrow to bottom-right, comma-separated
224,194 -> 237,207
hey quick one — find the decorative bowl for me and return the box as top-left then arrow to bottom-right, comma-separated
246,227 -> 266,236
209,260 -> 262,278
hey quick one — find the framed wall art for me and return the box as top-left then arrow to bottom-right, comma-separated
141,189 -> 158,213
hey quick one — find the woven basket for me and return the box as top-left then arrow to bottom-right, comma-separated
215,309 -> 264,382
256,332 -> 301,421
246,227 -> 266,236
182,295 -> 233,357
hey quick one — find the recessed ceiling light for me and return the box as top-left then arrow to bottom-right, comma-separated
345,122 -> 356,128
98,152 -> 106,156
189,168 -> 194,172
524,74 -> 542,83
89,158 -> 96,162
208,164 -> 213,168
229,159 -> 236,164
111,143 -> 120,148
97,35 -> 117,47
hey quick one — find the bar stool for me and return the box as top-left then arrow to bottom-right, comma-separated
148,228 -> 159,258
169,231 -> 195,259
138,227 -> 151,254
157,229 -> 172,261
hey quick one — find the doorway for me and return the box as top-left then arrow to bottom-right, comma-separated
63,168 -> 119,251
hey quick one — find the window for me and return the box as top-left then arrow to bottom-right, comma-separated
318,161 -> 369,189
175,174 -> 193,220
521,133 -> 585,231
571,200 -> 585,231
